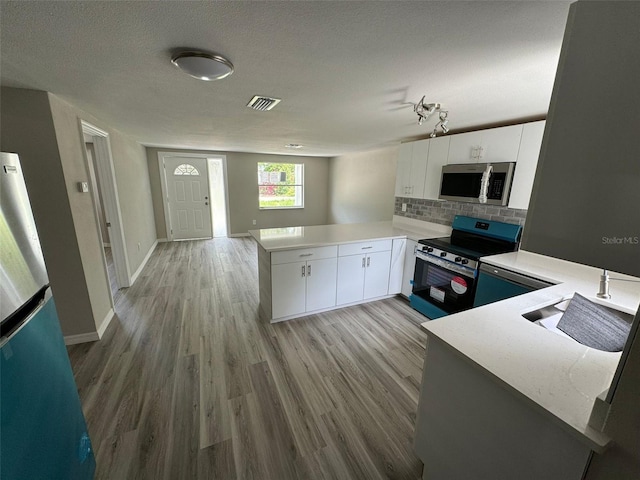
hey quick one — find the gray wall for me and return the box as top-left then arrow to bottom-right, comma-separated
1,87 -> 157,338
328,146 -> 398,224
146,148 -> 330,236
522,0 -> 640,278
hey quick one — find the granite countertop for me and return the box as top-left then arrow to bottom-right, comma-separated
421,249 -> 640,452
249,216 -> 452,252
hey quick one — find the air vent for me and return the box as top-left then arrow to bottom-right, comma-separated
247,95 -> 281,111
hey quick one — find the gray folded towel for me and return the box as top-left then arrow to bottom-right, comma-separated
556,293 -> 631,352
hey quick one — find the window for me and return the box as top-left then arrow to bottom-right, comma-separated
173,163 -> 200,176
258,162 -> 304,209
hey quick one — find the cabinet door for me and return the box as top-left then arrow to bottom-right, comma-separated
271,262 -> 307,319
363,251 -> 392,300
388,239 -> 406,294
408,139 -> 429,198
305,257 -> 338,312
336,255 -> 366,305
509,121 -> 545,210
448,131 -> 483,164
395,143 -> 413,196
424,136 -> 450,199
401,239 -> 418,298
480,124 -> 523,163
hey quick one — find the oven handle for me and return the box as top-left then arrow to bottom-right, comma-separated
416,250 -> 477,279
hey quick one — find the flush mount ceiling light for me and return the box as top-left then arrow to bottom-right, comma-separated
171,51 -> 234,81
412,95 -> 451,137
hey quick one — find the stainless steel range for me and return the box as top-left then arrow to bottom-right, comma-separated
410,215 -> 522,319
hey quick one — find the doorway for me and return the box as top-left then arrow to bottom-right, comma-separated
80,120 -> 132,297
158,152 -> 229,240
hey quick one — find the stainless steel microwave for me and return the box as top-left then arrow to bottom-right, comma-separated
439,162 -> 515,206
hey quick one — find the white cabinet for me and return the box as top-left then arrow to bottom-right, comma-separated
388,239 -> 406,295
447,131 -> 484,164
424,136 -> 450,200
395,139 -> 429,198
448,125 -> 523,164
508,121 -> 545,210
271,246 -> 337,319
401,239 -> 418,298
336,240 -> 392,305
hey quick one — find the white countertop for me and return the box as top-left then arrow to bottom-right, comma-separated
249,217 -> 451,252
421,249 -> 640,451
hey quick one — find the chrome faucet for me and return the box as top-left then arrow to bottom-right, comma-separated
596,269 -> 611,299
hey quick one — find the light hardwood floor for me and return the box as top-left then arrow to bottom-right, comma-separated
68,237 -> 429,480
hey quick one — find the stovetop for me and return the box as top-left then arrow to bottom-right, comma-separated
418,235 -> 513,261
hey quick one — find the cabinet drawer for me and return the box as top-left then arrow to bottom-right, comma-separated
338,239 -> 393,257
271,245 -> 337,265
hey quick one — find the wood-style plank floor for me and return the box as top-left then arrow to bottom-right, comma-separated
68,237 -> 429,480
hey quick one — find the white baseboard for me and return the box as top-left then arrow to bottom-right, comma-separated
157,237 -> 169,243
103,242 -> 111,248
130,240 -> 158,285
229,233 -> 251,238
97,308 -> 115,338
64,331 -> 100,345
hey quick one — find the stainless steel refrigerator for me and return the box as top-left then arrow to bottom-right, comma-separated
1,152 -> 96,479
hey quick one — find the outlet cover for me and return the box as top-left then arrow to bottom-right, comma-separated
401,203 -> 407,212
252,219 -> 257,225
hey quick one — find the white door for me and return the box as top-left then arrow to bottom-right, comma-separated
336,255 -> 366,305
480,124 -> 523,163
424,136 -> 450,200
271,262 -> 306,319
305,257 -> 338,312
448,131 -> 483,164
408,139 -> 430,198
164,157 -> 212,240
395,143 -> 413,196
363,251 -> 392,300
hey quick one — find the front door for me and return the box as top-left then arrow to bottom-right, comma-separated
163,157 -> 212,240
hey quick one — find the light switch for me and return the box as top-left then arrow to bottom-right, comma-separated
78,181 -> 89,193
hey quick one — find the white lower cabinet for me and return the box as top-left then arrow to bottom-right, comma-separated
271,246 -> 337,319
401,239 -> 418,298
336,243 -> 392,305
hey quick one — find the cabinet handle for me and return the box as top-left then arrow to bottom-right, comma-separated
367,257 -> 371,267
307,265 -> 311,276
362,258 -> 366,268
361,246 -> 372,250
299,253 -> 313,257
302,265 -> 306,277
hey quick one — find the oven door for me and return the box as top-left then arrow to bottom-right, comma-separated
412,251 -> 477,315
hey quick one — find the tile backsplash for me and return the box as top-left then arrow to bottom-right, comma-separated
394,197 -> 527,227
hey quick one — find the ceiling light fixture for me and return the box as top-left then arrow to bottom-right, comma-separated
171,51 -> 234,81
413,96 -> 451,137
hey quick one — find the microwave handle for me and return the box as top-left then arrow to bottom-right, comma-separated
478,164 -> 493,204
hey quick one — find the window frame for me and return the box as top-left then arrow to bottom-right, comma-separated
257,162 -> 304,210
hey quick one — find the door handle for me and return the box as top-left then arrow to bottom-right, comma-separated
302,265 -> 305,277
205,202 -> 209,205
367,257 -> 371,267
307,265 -> 311,276
204,196 -> 209,200
362,257 -> 366,268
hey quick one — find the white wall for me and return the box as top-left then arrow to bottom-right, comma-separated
328,145 -> 398,224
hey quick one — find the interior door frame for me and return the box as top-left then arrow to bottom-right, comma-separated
158,152 -> 230,240
80,120 -> 132,288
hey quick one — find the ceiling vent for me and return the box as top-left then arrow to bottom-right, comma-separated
247,95 -> 281,111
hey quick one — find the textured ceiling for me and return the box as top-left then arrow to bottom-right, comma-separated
1,1 -> 571,157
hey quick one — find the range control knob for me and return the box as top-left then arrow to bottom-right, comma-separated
440,252 -> 447,257
454,257 -> 462,262
426,247 -> 434,253
461,259 -> 469,265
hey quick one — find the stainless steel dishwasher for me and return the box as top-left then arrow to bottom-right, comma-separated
473,263 -> 553,307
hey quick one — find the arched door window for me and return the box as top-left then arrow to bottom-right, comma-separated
173,164 -> 200,176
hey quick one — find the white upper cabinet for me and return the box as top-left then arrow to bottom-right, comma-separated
395,140 -> 430,198
447,131 -> 483,164
424,136 -> 450,200
508,121 -> 545,210
395,143 -> 413,197
447,125 -> 523,164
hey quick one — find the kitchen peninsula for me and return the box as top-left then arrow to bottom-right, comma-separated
414,250 -> 640,480
250,218 -> 450,322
